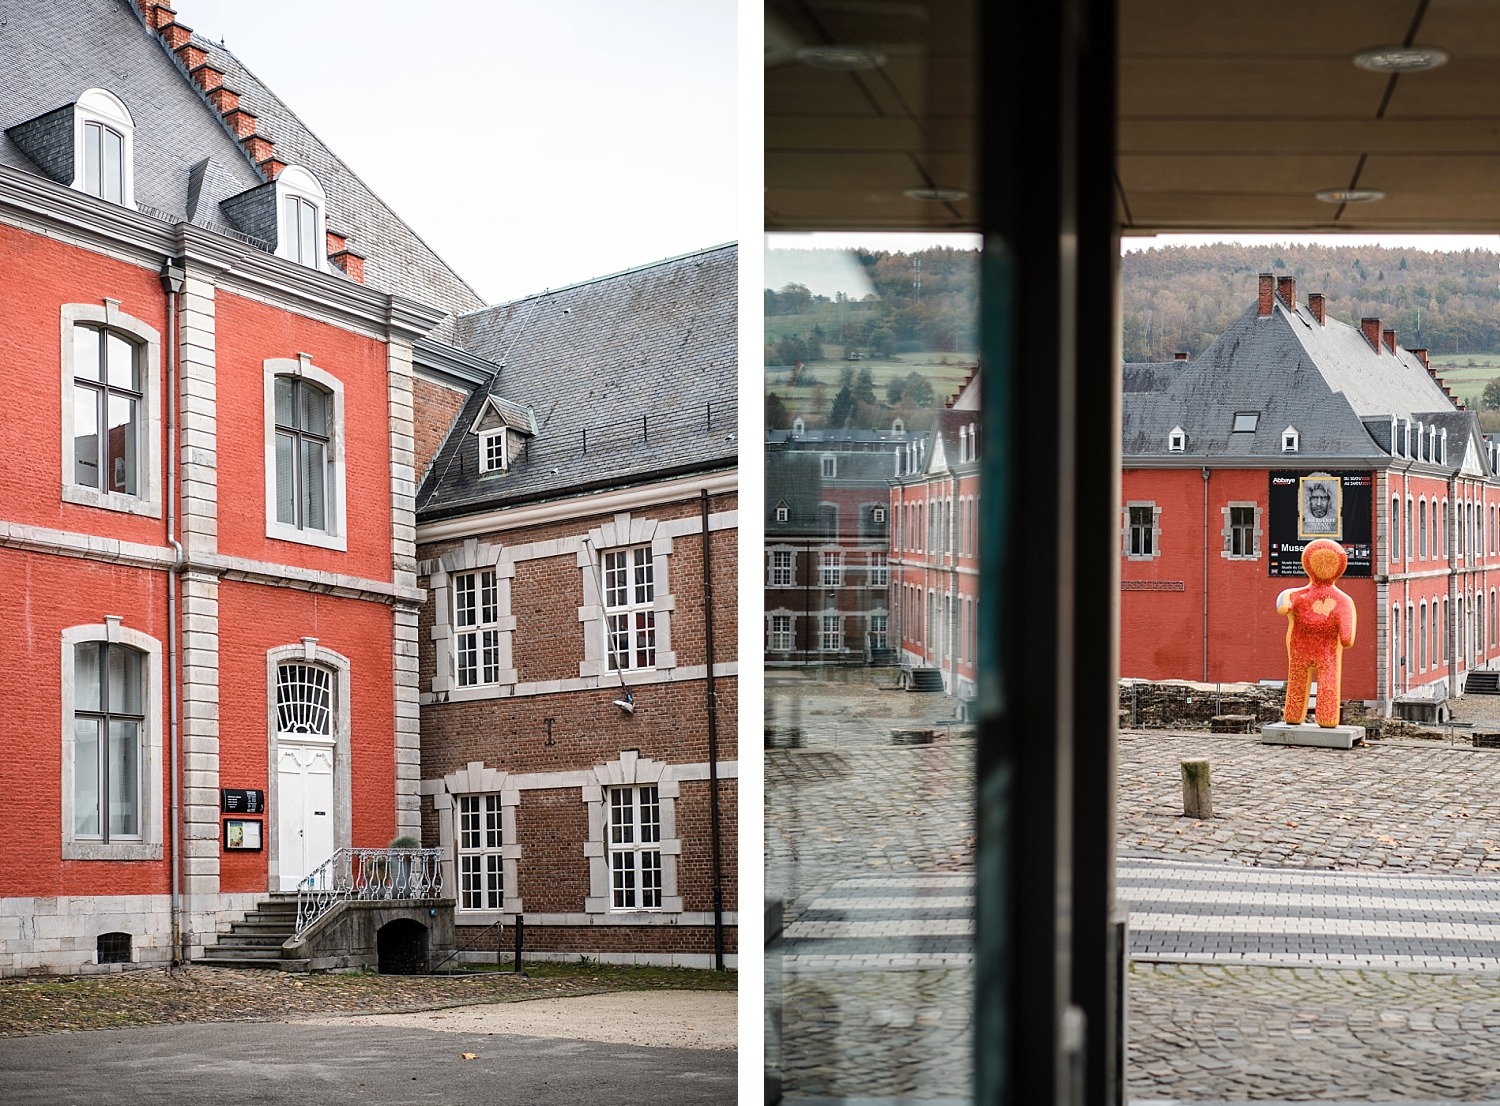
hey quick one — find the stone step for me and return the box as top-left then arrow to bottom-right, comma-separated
192,955 -> 288,970
906,668 -> 946,692
1467,670 -> 1500,694
215,933 -> 290,949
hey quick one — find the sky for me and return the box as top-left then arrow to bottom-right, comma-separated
179,0 -> 737,306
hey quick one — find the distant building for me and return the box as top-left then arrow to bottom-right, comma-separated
765,424 -> 914,666
889,374 -> 981,700
1122,272 -> 1500,715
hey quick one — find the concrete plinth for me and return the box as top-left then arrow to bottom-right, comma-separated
1260,722 -> 1365,749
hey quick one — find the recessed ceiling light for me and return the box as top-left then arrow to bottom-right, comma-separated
795,44 -> 887,70
903,186 -> 968,202
1352,45 -> 1450,73
1315,188 -> 1386,204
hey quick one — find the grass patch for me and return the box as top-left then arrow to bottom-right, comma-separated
517,961 -> 737,991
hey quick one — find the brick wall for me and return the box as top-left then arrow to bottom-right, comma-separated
515,787 -> 591,912
411,376 -> 469,484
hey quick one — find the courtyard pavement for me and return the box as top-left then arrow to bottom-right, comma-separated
766,674 -> 1500,1104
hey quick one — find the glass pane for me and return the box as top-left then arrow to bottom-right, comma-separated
279,196 -> 299,261
299,197 -> 318,265
73,384 -> 100,488
275,432 -> 296,525
106,393 -> 136,495
301,439 -> 326,530
274,376 -> 295,429
74,326 -> 101,382
106,646 -> 142,715
108,719 -> 139,837
105,332 -> 136,390
82,121 -> 101,197
102,126 -> 123,205
300,383 -> 328,438
74,642 -> 102,711
73,717 -> 100,836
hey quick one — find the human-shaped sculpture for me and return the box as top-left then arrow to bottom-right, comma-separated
1278,540 -> 1362,729
1276,538 -> 1357,727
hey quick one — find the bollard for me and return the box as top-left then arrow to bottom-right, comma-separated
1181,759 -> 1213,819
513,915 -> 524,973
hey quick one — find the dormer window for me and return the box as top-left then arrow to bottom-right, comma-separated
775,502 -> 789,523
275,166 -> 327,269
1282,426 -> 1300,453
75,90 -> 133,205
479,429 -> 506,474
1232,412 -> 1259,433
1169,426 -> 1186,452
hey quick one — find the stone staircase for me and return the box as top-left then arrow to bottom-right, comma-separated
1467,670 -> 1500,694
906,667 -> 946,692
195,893 -> 303,969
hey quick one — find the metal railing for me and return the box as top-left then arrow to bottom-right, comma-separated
294,847 -> 445,938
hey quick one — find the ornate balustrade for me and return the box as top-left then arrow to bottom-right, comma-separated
294,847 -> 445,938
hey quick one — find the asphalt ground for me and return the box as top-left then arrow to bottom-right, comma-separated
766,675 -> 1500,1105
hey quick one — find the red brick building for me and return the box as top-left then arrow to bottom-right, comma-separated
889,375 -> 981,701
415,247 -> 738,967
0,0 -> 486,974
1122,273 -> 1500,715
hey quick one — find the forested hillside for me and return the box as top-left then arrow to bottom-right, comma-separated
1122,243 -> 1500,362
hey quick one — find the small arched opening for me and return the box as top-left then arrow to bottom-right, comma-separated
377,918 -> 429,974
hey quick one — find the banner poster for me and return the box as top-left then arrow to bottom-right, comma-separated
1268,470 -> 1373,577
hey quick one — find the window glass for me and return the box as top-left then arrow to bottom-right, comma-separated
603,548 -> 656,670
72,642 -> 142,841
71,325 -> 140,497
274,376 -> 332,531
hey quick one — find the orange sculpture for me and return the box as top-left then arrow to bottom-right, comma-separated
1276,538 -> 1357,727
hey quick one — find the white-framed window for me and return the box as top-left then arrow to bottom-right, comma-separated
821,454 -> 837,479
583,752 -> 681,915
454,569 -> 500,688
868,552 -> 888,586
820,550 -> 843,586
774,501 -> 789,522
873,506 -> 887,523
457,794 -> 504,911
603,546 -> 656,670
274,166 -> 327,269
1419,499 -> 1428,559
73,89 -> 134,206
1125,502 -> 1159,559
263,356 -> 347,550
769,614 -> 793,651
60,303 -> 162,518
821,614 -> 842,651
1168,426 -> 1186,452
608,785 -> 663,910
869,613 -> 888,652
1390,496 -> 1401,563
1282,426 -> 1300,452
479,429 -> 506,474
769,548 -> 793,587
1224,503 -> 1258,559
61,620 -> 162,862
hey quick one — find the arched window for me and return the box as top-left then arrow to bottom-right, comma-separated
1390,497 -> 1400,563
276,662 -> 333,737
75,89 -> 134,205
264,357 -> 346,549
274,166 -> 328,269
1418,500 -> 1427,559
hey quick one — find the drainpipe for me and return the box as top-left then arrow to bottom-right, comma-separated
1202,466 -> 1210,682
699,489 -> 725,970
159,257 -> 187,964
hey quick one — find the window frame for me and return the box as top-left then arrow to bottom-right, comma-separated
1124,501 -> 1160,560
606,784 -> 664,910
820,549 -> 844,587
457,793 -> 505,912
1225,502 -> 1258,559
768,548 -> 794,587
263,357 -> 347,550
453,568 -> 501,688
72,89 -> 134,207
478,428 -> 507,474
768,613 -> 793,651
273,166 -> 328,271
583,752 -> 682,916
59,303 -> 162,518
602,546 -> 657,672
61,621 -> 163,862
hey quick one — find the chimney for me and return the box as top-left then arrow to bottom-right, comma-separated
1383,328 -> 1397,354
1277,275 -> 1296,311
1361,318 -> 1381,352
1308,292 -> 1325,326
1174,350 -> 1190,361
1412,347 -> 1430,370
1258,273 -> 1275,316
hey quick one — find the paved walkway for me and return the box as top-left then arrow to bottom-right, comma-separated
766,678 -> 1500,1105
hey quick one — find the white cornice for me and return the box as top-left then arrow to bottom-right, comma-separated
416,470 -> 739,545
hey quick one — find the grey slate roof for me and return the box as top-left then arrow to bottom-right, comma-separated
1,0 -> 482,326
1122,295 -> 1466,465
416,244 -> 738,521
765,447 -> 893,539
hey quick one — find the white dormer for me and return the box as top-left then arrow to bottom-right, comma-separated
892,417 -> 905,433
1282,426 -> 1300,453
958,425 -> 969,463
468,393 -> 537,474
74,89 -> 134,206
1440,427 -> 1448,466
1168,425 -> 1186,452
792,417 -> 805,435
275,166 -> 328,269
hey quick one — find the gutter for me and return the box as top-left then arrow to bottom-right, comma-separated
700,489 -> 726,970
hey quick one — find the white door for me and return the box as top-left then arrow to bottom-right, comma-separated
277,742 -> 335,890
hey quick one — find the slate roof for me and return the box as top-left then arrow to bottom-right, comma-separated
1122,294 -> 1469,465
764,447 -> 893,539
416,244 -> 738,522
1,0 -> 482,325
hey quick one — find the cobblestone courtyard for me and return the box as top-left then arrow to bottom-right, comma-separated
766,674 -> 1500,1103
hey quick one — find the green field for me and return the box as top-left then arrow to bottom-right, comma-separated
764,351 -> 977,429
1429,354 -> 1500,409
